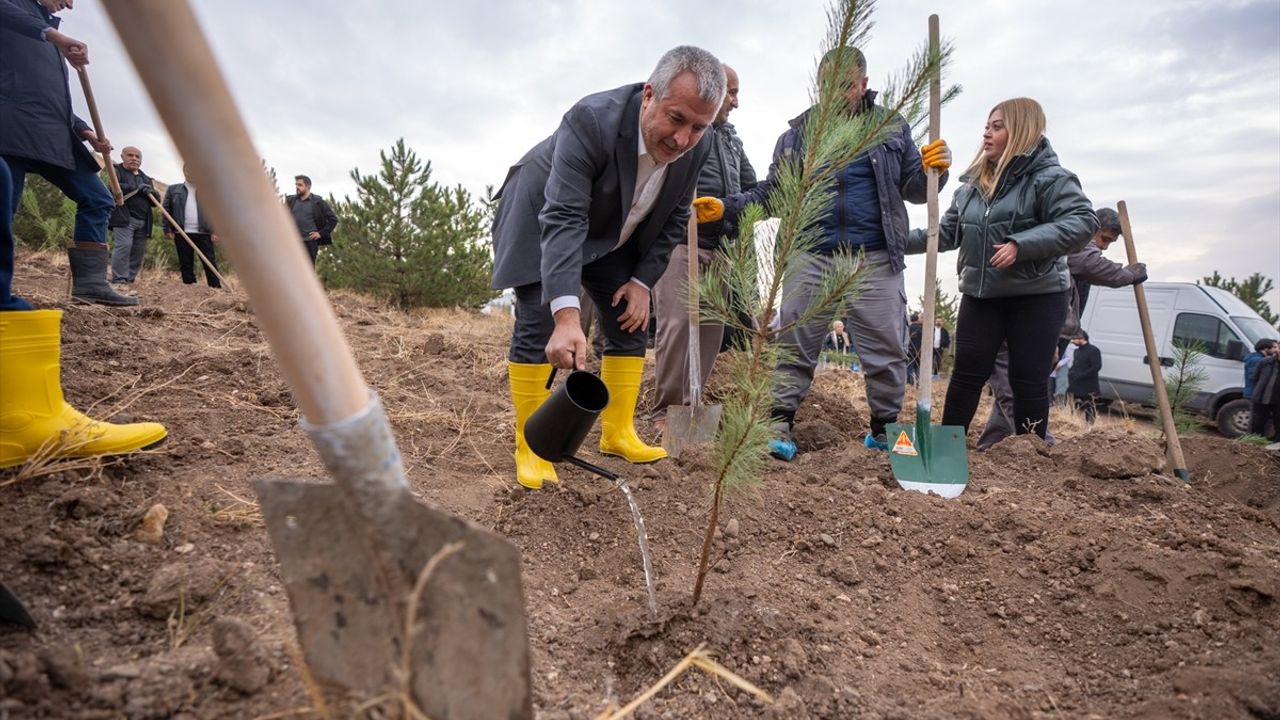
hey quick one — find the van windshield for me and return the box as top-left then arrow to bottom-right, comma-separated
1234,316 -> 1276,346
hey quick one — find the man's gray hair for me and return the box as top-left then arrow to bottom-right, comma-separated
1095,207 -> 1121,233
648,46 -> 726,105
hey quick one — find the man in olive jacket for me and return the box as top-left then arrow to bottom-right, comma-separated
650,64 -> 757,427
490,46 -> 724,490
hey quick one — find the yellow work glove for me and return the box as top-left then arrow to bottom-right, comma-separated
692,196 -> 724,224
921,138 -> 952,172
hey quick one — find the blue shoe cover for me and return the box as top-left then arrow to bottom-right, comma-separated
769,438 -> 797,461
864,433 -> 888,451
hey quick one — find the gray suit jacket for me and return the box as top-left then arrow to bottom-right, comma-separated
490,83 -> 711,303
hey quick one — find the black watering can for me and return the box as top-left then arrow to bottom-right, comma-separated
525,369 -> 619,481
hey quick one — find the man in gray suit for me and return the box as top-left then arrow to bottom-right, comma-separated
491,45 -> 725,490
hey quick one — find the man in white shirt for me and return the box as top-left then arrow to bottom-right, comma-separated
161,165 -> 220,288
489,46 -> 725,489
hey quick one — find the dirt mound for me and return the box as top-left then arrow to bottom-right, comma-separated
2,249 -> 1278,719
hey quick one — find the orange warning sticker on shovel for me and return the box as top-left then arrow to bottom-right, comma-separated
892,430 -> 918,456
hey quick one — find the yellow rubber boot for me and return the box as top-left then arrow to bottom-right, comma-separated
599,355 -> 667,464
0,310 -> 168,469
508,362 -> 559,490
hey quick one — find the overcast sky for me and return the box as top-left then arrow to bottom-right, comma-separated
58,0 -> 1280,312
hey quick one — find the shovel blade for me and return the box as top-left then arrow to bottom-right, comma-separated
254,479 -> 532,720
887,411 -> 969,498
0,581 -> 36,629
662,403 -> 722,458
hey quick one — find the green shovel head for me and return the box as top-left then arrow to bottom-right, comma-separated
887,406 -> 969,498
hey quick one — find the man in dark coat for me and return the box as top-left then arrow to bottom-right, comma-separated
650,63 -> 757,427
1067,331 -> 1103,423
285,175 -> 338,266
109,146 -> 160,285
490,45 -> 724,489
0,0 -> 135,305
1249,340 -> 1280,441
162,166 -> 220,288
906,312 -> 923,384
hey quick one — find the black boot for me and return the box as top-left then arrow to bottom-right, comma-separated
68,242 -> 139,306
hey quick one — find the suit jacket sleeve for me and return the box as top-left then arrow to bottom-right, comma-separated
539,102 -> 608,301
161,187 -> 176,234
318,198 -> 339,238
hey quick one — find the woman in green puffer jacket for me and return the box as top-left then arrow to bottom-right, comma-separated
906,97 -> 1097,441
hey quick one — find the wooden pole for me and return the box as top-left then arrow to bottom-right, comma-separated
101,0 -> 366,426
1117,201 -> 1189,481
917,14 -> 941,399
146,193 -> 229,289
75,67 -> 124,205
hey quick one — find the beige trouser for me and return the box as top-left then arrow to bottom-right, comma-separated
650,243 -> 725,420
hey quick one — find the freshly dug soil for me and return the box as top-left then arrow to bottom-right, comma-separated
2,249 -> 1277,719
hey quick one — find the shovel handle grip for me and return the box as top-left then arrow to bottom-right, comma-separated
75,66 -> 124,206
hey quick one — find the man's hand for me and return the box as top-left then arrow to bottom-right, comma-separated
211,234 -> 220,244
45,28 -> 88,68
308,231 -> 321,241
990,241 -> 1019,269
612,279 -> 651,334
692,197 -> 724,224
921,139 -> 951,172
546,308 -> 587,370
1126,262 -> 1148,284
164,232 -> 174,241
80,129 -> 111,155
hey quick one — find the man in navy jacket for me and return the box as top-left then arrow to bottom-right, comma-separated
0,0 -> 136,306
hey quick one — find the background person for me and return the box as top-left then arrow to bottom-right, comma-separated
905,97 -> 1097,441
108,145 -> 159,285
695,47 -> 952,456
0,0 -> 136,306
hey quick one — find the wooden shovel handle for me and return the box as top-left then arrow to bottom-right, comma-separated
1117,201 -> 1188,479
101,0 -> 366,425
686,193 -> 702,406
917,14 -> 942,400
75,67 -> 124,205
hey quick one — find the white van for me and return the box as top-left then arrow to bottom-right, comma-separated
1080,282 -> 1277,437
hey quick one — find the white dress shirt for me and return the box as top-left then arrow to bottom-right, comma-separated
549,113 -> 667,315
182,184 -> 200,233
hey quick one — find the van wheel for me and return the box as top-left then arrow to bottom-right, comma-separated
1215,398 -> 1252,438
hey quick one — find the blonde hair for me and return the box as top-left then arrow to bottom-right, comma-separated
964,97 -> 1046,199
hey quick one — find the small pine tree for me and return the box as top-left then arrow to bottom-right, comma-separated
320,139 -> 498,309
1164,339 -> 1208,436
690,0 -> 952,604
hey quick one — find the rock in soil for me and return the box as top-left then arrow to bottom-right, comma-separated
211,617 -> 270,694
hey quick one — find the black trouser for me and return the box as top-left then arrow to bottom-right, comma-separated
508,244 -> 647,364
943,291 -> 1068,439
1250,401 -> 1279,439
175,232 -> 220,287
303,239 -> 320,265
1072,393 -> 1098,423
